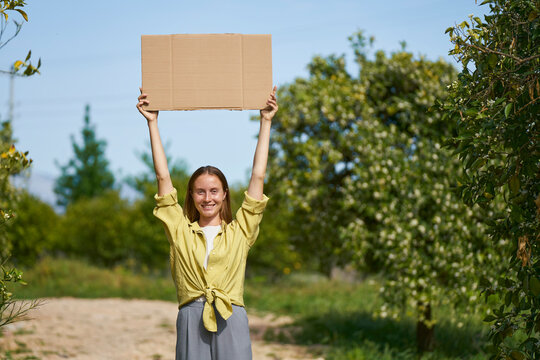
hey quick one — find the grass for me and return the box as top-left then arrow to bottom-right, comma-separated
245,274 -> 489,360
7,257 -> 492,359
12,257 -> 177,301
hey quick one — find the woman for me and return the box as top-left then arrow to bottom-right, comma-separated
136,86 -> 278,360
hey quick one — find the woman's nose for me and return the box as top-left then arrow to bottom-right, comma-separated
205,193 -> 211,201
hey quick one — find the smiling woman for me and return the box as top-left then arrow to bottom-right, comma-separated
136,86 -> 278,360
185,166 -> 232,227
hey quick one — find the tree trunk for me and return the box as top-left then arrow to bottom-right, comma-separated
320,258 -> 335,279
417,302 -> 434,353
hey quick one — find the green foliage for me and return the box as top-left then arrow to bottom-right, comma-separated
54,104 -> 115,208
125,152 -> 191,269
443,0 -> 540,358
6,191 -> 59,266
0,2 -> 41,77
53,190 -> 133,267
0,143 -> 31,256
247,192 -> 303,279
0,1 -> 39,331
0,260 -> 40,329
249,275 -> 491,359
126,150 -> 190,201
1,1 -> 28,21
265,31 -> 507,351
0,120 -> 31,258
1,263 -> 23,323
220,179 -> 302,280
14,257 -> 176,300
260,53 -> 358,277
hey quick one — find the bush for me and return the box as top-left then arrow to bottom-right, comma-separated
7,190 -> 59,266
53,190 -> 134,267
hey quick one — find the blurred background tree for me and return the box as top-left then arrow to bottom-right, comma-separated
52,190 -> 133,267
443,0 -> 539,357
7,191 -> 58,267
124,152 -> 191,271
54,104 -> 115,208
265,32 -> 507,352
246,189 -> 302,280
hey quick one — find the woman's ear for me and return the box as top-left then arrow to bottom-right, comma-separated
222,189 -> 228,201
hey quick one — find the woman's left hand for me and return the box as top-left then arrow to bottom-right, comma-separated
260,86 -> 278,122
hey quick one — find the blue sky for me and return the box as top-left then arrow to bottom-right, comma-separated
1,0 -> 488,202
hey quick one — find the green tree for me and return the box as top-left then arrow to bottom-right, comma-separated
266,33 -> 506,353
0,0 -> 41,331
443,1 -> 539,358
125,152 -> 191,270
6,191 -> 59,267
54,104 -> 115,208
228,180 -> 301,280
53,190 -> 132,267
246,196 -> 301,279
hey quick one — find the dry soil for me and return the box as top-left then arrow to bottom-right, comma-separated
0,298 -> 323,360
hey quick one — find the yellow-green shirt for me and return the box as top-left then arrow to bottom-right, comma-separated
153,188 -> 268,332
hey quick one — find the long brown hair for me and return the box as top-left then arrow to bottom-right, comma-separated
184,166 -> 233,224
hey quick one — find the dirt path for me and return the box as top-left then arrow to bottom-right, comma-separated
0,298 -> 323,360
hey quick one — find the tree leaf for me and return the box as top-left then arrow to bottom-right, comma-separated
509,175 -> 519,195
505,291 -> 512,306
15,8 -> 27,21
13,60 -> 23,71
504,103 -> 512,118
511,291 -> 519,307
470,158 -> 486,171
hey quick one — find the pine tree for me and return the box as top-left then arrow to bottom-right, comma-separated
54,105 -> 115,208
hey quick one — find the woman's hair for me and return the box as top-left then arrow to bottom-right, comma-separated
184,165 -> 233,224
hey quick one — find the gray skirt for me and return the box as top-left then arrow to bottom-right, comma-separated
176,301 -> 252,360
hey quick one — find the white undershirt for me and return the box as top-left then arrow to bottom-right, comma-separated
201,225 -> 221,269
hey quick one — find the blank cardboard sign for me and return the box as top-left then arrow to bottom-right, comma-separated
141,34 -> 272,111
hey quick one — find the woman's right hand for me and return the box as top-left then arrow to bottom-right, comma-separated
136,88 -> 159,123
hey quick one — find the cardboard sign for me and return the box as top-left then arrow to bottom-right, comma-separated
141,34 -> 272,111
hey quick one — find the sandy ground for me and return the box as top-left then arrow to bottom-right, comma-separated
0,298 -> 324,360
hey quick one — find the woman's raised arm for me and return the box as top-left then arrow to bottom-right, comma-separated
247,86 -> 278,200
136,89 -> 174,196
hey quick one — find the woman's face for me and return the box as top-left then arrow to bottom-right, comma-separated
191,174 -> 227,223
